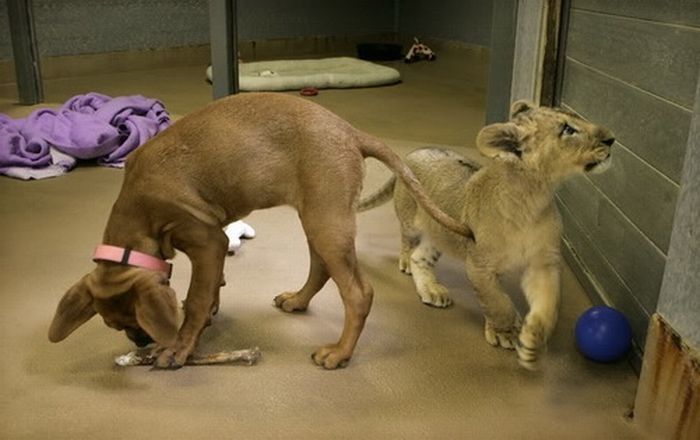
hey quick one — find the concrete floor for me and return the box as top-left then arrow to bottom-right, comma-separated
0,49 -> 643,439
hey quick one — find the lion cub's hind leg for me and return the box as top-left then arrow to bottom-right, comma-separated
392,179 -> 450,307
393,181 -> 420,275
398,223 -> 420,275
409,239 -> 451,308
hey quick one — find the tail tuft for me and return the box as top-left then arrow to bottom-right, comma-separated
357,176 -> 397,212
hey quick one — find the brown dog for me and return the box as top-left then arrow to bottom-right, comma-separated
48,92 -> 471,369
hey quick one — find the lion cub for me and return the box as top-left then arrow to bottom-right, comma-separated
359,101 -> 614,369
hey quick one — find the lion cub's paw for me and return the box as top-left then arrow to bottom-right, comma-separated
273,291 -> 309,312
516,317 -> 547,368
484,320 -> 520,350
312,344 -> 351,369
417,282 -> 452,308
516,343 -> 541,371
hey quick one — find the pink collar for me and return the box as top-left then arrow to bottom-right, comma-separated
93,244 -> 172,278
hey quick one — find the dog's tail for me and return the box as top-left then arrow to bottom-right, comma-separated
357,176 -> 396,212
358,134 -> 473,239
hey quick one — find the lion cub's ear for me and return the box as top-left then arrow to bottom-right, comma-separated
510,100 -> 534,119
476,122 -> 524,159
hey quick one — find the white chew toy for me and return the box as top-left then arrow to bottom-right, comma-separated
224,221 -> 256,253
114,347 -> 261,366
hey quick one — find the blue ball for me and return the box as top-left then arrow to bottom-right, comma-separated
575,306 -> 632,362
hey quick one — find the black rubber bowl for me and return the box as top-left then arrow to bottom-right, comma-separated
356,43 -> 403,61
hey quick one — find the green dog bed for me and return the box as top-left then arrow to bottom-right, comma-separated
206,57 -> 401,91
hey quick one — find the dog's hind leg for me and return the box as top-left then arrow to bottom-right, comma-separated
155,223 -> 229,369
300,210 -> 374,370
274,242 -> 330,312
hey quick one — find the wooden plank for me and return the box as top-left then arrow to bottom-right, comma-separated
572,0 -> 700,28
562,59 -> 691,184
634,315 -> 700,440
566,9 -> 700,109
558,199 -> 650,346
557,177 -> 667,313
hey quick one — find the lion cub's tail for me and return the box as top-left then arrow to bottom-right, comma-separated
357,176 -> 396,212
357,134 -> 473,239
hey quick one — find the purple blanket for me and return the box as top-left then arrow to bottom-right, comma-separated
0,93 -> 170,180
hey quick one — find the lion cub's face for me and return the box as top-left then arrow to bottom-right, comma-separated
477,101 -> 615,181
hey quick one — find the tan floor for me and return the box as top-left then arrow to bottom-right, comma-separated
0,50 -> 644,439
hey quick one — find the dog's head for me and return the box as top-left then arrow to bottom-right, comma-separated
476,100 -> 615,181
48,265 -> 179,347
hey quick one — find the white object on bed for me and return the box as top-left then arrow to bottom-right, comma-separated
206,57 -> 401,91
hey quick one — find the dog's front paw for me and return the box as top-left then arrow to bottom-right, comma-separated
273,291 -> 309,312
484,319 -> 521,350
417,282 -> 452,308
312,344 -> 351,369
154,348 -> 188,369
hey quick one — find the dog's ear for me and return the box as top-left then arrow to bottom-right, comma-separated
510,100 -> 534,119
48,275 -> 97,342
133,275 -> 179,347
476,122 -> 525,159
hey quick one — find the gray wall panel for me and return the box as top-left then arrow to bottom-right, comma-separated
572,0 -> 700,27
556,2 -> 700,350
562,59 -> 691,184
585,145 -> 678,253
558,176 -> 666,314
558,200 -> 650,344
657,77 -> 700,349
567,9 -> 700,109
562,67 -> 683,253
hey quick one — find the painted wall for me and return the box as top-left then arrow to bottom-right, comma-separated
398,0 -> 492,46
1,0 -> 209,59
0,0 -> 397,60
0,0 -> 11,60
237,0 -> 395,40
556,0 -> 700,351
1,1 -> 492,61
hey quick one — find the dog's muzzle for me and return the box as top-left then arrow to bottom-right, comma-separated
125,328 -> 154,348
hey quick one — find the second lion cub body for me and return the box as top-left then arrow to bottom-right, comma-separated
360,101 -> 615,369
